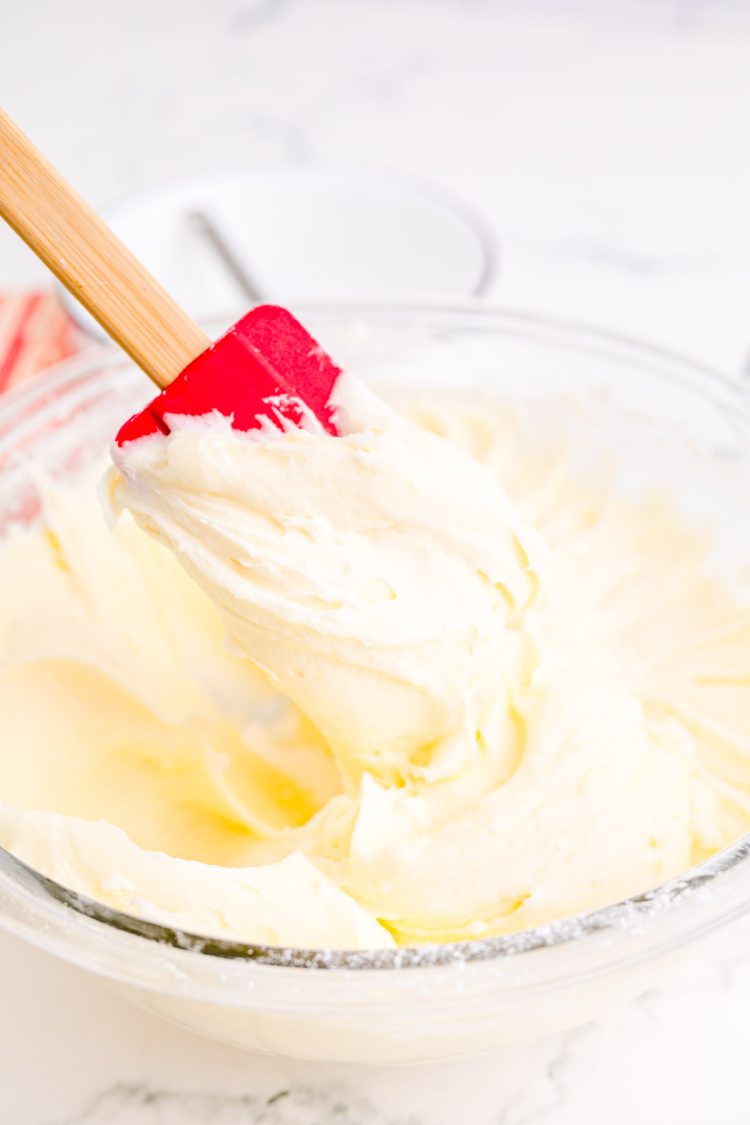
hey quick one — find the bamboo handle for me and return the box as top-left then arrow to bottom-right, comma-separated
0,109 -> 210,389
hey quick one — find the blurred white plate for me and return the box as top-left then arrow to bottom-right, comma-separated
63,165 -> 496,340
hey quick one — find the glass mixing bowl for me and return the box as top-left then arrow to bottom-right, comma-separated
1,304 -> 750,1065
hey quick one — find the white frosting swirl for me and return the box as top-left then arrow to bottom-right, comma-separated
0,387 -> 747,948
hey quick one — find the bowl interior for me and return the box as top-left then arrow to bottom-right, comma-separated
1,304 -> 750,979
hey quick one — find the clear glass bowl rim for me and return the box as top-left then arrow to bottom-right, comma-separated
2,300 -> 750,981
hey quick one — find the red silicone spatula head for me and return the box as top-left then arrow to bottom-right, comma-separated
116,305 -> 342,445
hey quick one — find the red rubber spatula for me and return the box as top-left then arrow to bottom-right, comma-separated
0,109 -> 342,444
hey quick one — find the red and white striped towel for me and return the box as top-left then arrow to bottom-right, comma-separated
0,291 -> 80,396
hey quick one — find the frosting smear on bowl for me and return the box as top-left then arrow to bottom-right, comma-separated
0,383 -> 749,948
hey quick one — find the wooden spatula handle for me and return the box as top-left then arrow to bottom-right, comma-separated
0,109 -> 210,389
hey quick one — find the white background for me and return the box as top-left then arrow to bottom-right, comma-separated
3,1 -> 750,1121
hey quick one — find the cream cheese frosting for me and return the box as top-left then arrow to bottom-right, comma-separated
108,379 -> 545,789
0,385 -> 749,948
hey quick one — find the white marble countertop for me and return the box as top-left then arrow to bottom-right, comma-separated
4,1 -> 750,1120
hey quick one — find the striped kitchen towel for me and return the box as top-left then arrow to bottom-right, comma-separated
0,291 -> 80,395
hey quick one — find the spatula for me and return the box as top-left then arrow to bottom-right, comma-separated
0,109 -> 343,445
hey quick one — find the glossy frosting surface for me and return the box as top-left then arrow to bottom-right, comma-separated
1,385 -> 748,948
